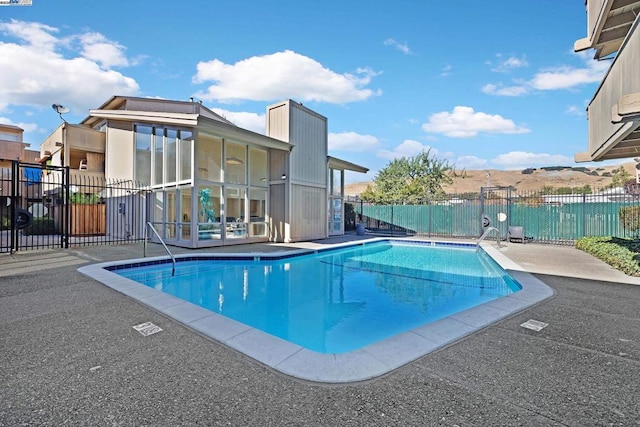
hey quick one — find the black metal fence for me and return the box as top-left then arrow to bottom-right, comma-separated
3,161 -> 637,251
1,162 -> 148,253
347,187 -> 640,245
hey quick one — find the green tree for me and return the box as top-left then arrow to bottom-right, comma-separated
610,166 -> 632,188
361,150 -> 455,204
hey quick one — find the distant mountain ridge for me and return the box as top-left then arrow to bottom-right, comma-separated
344,162 -> 635,196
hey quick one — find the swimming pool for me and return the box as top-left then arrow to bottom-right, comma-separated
111,241 -> 520,354
79,238 -> 554,383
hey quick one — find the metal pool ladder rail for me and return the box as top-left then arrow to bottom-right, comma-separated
144,222 -> 176,276
477,226 -> 501,250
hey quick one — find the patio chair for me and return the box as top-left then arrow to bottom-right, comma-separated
508,226 -> 525,243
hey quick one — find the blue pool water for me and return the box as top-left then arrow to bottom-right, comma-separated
113,241 -> 521,353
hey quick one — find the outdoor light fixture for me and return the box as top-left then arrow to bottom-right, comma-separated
52,104 -> 69,123
281,174 -> 287,180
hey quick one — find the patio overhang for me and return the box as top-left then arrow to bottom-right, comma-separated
327,156 -> 369,173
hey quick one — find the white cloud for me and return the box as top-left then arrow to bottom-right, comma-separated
77,32 -> 129,69
490,54 -> 528,73
440,64 -> 452,78
376,140 -> 455,162
211,108 -> 265,134
481,83 -> 529,96
383,38 -> 412,55
193,50 -> 381,104
422,106 -> 530,138
454,155 -> 488,169
529,60 -> 608,90
565,105 -> 585,116
329,132 -> 380,151
0,116 -> 38,133
377,139 -> 429,160
0,20 -> 59,51
0,20 -> 140,113
483,52 -> 609,97
491,151 -> 572,169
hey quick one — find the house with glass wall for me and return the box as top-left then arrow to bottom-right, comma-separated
41,96 -> 367,248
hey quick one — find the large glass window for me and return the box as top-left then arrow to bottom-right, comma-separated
180,186 -> 191,241
331,168 -> 342,196
225,142 -> 246,185
331,197 -> 342,233
135,125 -> 152,184
166,188 -> 177,239
197,185 -> 222,240
180,130 -> 192,181
249,188 -> 267,237
225,187 -> 246,239
153,127 -> 164,185
166,129 -> 177,183
152,190 -> 164,235
249,147 -> 268,187
197,135 -> 222,182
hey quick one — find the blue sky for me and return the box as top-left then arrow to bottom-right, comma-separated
0,0 -> 621,182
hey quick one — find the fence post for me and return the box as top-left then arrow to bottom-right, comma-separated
479,187 -> 485,237
63,166 -> 70,249
428,198 -> 432,237
390,204 -> 394,236
10,161 -> 18,252
582,192 -> 586,238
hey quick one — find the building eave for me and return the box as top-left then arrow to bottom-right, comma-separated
198,116 -> 293,152
327,156 -> 369,173
88,109 -> 200,127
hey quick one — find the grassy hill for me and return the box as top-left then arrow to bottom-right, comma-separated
344,162 -> 635,196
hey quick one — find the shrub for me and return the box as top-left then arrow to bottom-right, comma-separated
70,192 -> 102,204
571,166 -> 589,173
619,206 -> 640,238
541,166 -> 570,171
575,237 -> 640,277
22,218 -> 58,235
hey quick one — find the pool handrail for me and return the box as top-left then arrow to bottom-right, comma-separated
477,226 -> 501,249
144,222 -> 176,276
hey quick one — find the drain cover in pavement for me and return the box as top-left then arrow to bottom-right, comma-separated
520,319 -> 548,331
133,322 -> 163,336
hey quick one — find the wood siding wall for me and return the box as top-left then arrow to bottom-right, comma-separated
266,100 -> 329,241
588,20 -> 640,158
289,104 -> 327,186
290,184 -> 326,241
266,102 -> 290,143
105,121 -> 134,182
65,126 -> 106,152
269,183 -> 286,242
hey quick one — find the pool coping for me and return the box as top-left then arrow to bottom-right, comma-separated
77,238 -> 554,384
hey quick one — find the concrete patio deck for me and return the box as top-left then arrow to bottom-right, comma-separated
1,236 -> 639,425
